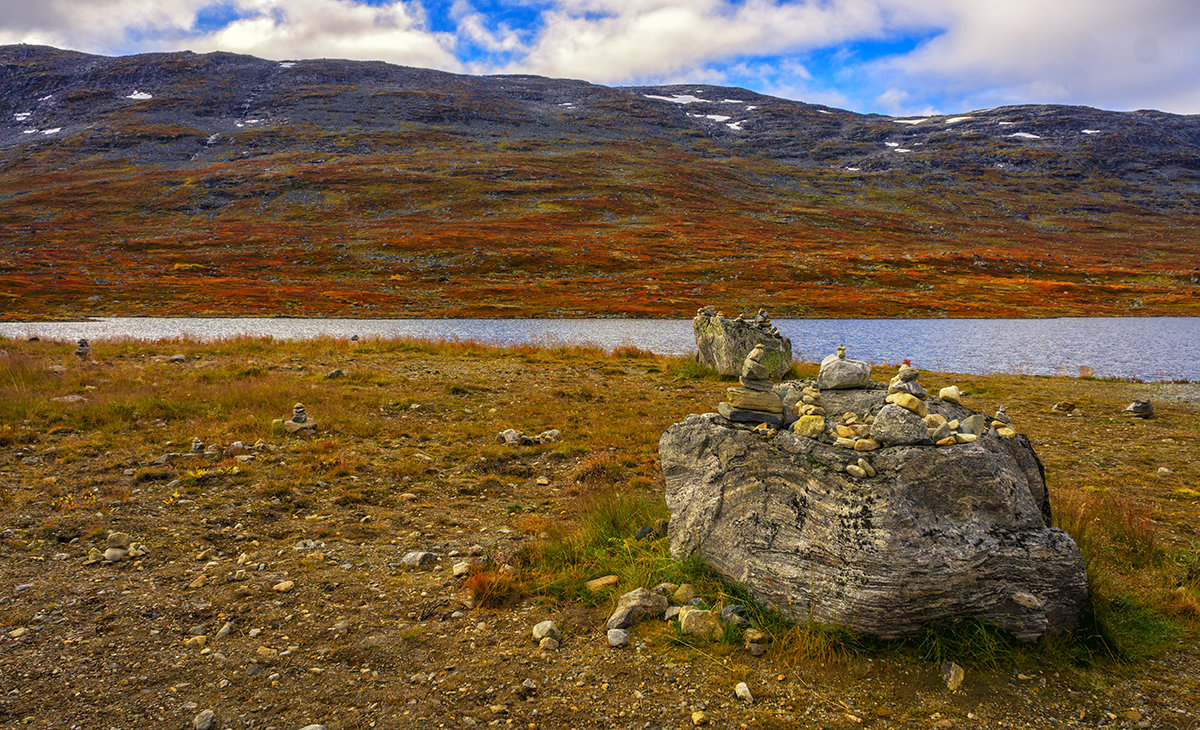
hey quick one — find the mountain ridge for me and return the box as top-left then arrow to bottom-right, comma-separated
1,44 -> 1197,319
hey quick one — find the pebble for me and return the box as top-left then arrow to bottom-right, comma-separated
941,661 -> 965,691
856,458 -> 876,477
272,580 -> 295,593
400,551 -> 437,569
215,622 -> 233,639
853,438 -> 879,452
103,547 -> 129,562
793,415 -> 826,438
634,525 -> 654,540
939,386 -> 961,404
607,628 -> 630,647
8,627 -> 28,638
735,682 -> 753,703
188,574 -> 207,589
452,561 -> 471,578
297,726 -> 328,730
536,477 -> 550,486
996,427 -> 1017,439
539,637 -> 560,651
691,710 -> 708,726
106,531 -> 133,549
845,464 -> 867,478
891,392 -> 927,417
193,709 -> 215,730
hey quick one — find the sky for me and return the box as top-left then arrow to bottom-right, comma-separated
1,0 -> 1198,116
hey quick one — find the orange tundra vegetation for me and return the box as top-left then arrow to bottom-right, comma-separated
0,135 -> 1197,320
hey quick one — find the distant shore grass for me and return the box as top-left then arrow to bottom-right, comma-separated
2,334 -> 1196,668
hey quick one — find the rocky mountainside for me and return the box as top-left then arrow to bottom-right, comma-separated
1,44 -> 1198,318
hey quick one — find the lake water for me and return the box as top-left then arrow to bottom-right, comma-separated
1,316 -> 1197,382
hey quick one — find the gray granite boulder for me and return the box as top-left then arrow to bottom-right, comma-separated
816,347 -> 872,389
693,307 -> 792,378
660,396 -> 1087,641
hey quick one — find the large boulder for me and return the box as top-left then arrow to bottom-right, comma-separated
659,388 -> 1088,642
693,307 -> 792,378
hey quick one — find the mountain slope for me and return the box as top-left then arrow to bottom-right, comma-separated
1,44 -> 1198,319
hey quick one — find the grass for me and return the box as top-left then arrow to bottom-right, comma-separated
2,334 -> 1197,677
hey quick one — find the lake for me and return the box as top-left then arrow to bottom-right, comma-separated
1,316 -> 1197,382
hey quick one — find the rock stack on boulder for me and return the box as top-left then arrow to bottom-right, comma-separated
718,344 -> 784,426
284,403 -> 317,433
693,306 -> 792,378
816,346 -> 871,389
661,366 -> 1088,642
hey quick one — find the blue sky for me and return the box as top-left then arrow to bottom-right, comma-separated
3,0 -> 1198,115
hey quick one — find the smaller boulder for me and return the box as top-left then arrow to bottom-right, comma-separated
1124,400 -> 1153,418
677,607 -> 723,641
870,404 -> 933,446
606,588 -> 668,630
816,346 -> 872,390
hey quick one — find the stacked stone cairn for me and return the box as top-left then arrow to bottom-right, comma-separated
718,344 -> 784,427
693,306 -> 792,379
663,350 -> 1089,641
75,338 -> 92,361
283,403 -> 317,433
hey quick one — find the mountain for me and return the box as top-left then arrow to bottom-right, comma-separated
1,44 -> 1198,319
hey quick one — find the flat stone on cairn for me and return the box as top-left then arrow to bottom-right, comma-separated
816,346 -> 871,390
718,344 -> 783,426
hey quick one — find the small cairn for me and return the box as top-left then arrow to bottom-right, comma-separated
718,344 -> 783,426
816,345 -> 871,389
75,339 -> 92,361
283,403 -> 317,433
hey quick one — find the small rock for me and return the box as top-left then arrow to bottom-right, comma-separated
538,637 -> 559,651
672,583 -> 698,605
401,551 -> 436,569
452,561 -> 471,578
531,620 -> 561,643
994,406 -> 1011,424
106,531 -> 133,549
585,575 -> 619,591
651,582 -> 679,597
535,476 -> 550,486
941,661 -> 965,691
856,458 -> 875,478
607,588 -> 669,630
735,682 -> 753,703
1051,400 -> 1075,412
168,353 -> 187,363
607,628 -> 630,647
324,368 -> 346,379
297,725 -> 328,730
188,574 -> 207,589
653,518 -> 669,537
938,386 -> 961,404
1125,400 -> 1153,418
193,709 -> 215,730
272,580 -> 294,593
677,607 -> 723,640
853,438 -> 879,452
792,415 -> 826,438
996,427 -> 1017,439
846,464 -> 867,478
691,710 -> 708,726
747,642 -> 765,656
215,622 -> 233,639
634,525 -> 654,540
891,392 -> 927,417
8,627 -> 28,638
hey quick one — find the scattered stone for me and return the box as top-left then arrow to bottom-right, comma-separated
1051,400 -> 1076,412
401,551 -> 436,570
606,628 -> 630,647
652,582 -> 678,597
691,710 -> 708,726
1125,400 -> 1153,418
531,620 -> 561,643
272,580 -> 294,593
958,413 -> 986,436
168,353 -> 187,363
845,464 -> 867,478
297,726 -> 328,730
856,458 -> 876,477
103,547 -> 129,562
50,394 -> 88,403
585,575 -> 619,592
215,622 -> 233,639
735,682 -> 753,703
792,415 -> 826,438
452,561 -> 471,578
672,584 -> 698,605
942,661 -> 965,691
890,380 -> 927,399
677,607 -> 723,640
538,636 -> 559,651
853,438 -> 879,452
653,518 -> 669,537
931,422 -> 953,442
606,588 -> 669,630
693,307 -> 792,378
939,386 -> 962,404
324,368 -> 346,379
8,627 -> 28,638
817,346 -> 872,390
536,476 -> 550,486
996,427 -> 1017,439
106,531 -> 132,549
954,433 -> 978,444
925,413 -> 947,429
193,710 -> 215,730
